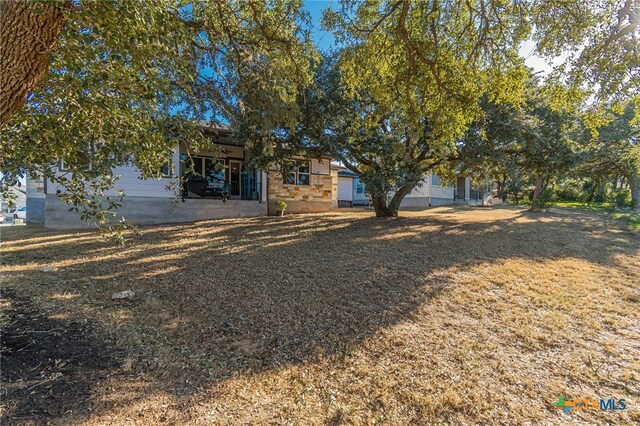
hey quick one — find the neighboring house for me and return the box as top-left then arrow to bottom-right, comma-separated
1,185 -> 26,213
402,174 -> 472,207
27,125 -> 338,229
336,168 -> 472,208
336,169 -> 370,207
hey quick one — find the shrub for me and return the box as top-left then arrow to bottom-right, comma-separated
275,199 -> 287,211
611,190 -> 631,208
554,182 -> 582,201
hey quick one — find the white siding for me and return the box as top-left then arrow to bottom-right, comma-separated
429,174 -> 455,199
48,147 -> 181,199
110,164 -> 178,198
430,184 -> 454,199
401,174 -> 456,200
404,175 -> 430,198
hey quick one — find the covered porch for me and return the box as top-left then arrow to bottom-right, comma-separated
179,138 -> 266,203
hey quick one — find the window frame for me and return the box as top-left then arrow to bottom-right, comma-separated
283,161 -> 311,186
183,156 -> 205,177
58,157 -> 91,172
160,159 -> 174,178
182,155 -> 235,185
205,158 -> 227,187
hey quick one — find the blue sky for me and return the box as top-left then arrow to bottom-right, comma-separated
303,0 -> 336,52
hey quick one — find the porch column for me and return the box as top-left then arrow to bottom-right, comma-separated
260,171 -> 268,203
465,177 -> 471,202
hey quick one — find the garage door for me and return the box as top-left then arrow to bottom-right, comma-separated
338,177 -> 353,201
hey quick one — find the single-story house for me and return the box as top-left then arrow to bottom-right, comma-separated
26,126 -> 338,229
337,169 -> 370,207
402,174 -> 472,207
335,169 -> 472,208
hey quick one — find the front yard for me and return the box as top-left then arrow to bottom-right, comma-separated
552,201 -> 640,230
1,206 -> 639,425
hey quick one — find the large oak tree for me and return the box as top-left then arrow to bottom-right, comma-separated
317,0 -> 530,216
579,102 -> 640,208
0,0 -> 69,128
1,0 -> 638,226
0,0 -> 315,235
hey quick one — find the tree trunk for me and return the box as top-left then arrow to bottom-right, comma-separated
0,0 -> 69,128
529,175 -> 545,212
370,185 -> 414,217
630,174 -> 640,210
496,173 -> 507,203
371,195 -> 394,217
387,185 -> 413,214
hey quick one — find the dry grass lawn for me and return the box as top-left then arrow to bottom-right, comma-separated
1,205 -> 639,425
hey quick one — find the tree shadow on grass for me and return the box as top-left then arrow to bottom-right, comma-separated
1,206 -> 639,422
0,289 -> 123,424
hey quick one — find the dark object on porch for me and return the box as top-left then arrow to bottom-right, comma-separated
184,175 -> 208,198
183,170 -> 260,201
215,182 -> 232,202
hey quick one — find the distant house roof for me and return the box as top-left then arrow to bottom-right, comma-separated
338,170 -> 359,178
199,122 -> 234,139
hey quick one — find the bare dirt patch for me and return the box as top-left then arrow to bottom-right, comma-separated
1,205 -> 638,425
1,289 -> 121,424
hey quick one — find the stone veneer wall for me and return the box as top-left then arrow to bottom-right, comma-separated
268,170 -> 338,214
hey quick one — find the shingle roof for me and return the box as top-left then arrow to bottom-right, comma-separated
338,170 -> 358,178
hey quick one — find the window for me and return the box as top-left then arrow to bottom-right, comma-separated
59,153 -> 91,172
355,179 -> 364,194
183,156 -> 205,177
204,158 -> 217,178
182,155 -> 231,188
283,161 -> 311,186
160,159 -> 173,177
205,158 -> 226,188
431,174 -> 442,186
284,172 -> 296,185
297,163 -> 310,185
